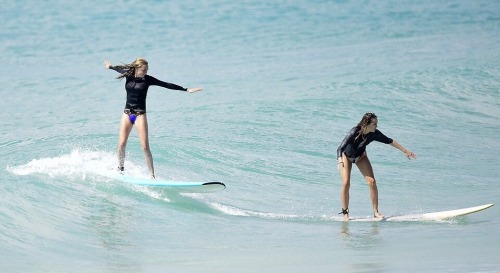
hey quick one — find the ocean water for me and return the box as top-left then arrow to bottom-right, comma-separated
1,0 -> 499,272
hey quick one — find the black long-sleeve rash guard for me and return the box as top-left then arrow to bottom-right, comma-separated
110,66 -> 187,112
337,126 -> 393,159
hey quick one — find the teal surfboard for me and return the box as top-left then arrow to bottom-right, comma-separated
108,173 -> 225,193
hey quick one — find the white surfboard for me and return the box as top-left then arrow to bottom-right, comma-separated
349,204 -> 494,222
106,172 -> 226,193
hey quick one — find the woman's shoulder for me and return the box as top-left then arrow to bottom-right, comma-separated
345,126 -> 360,138
349,126 -> 360,133
145,74 -> 163,82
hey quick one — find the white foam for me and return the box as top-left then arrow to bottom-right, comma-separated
208,201 -> 301,220
6,148 -> 143,180
7,148 -> 171,202
133,186 -> 171,203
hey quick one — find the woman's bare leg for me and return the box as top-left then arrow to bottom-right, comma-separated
118,113 -> 133,170
135,114 -> 155,178
355,155 -> 384,218
339,153 -> 353,221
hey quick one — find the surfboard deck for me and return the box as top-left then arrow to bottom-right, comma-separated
349,204 -> 494,222
105,172 -> 226,193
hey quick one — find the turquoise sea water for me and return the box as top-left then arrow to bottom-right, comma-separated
1,0 -> 499,272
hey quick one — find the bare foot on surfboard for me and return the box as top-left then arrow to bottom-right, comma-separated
374,211 -> 384,219
343,214 -> 349,221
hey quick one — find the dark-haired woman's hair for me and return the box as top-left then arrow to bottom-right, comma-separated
355,112 -> 377,140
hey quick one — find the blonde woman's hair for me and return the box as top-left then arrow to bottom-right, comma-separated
115,57 -> 149,80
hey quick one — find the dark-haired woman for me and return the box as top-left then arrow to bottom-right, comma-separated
104,58 -> 202,179
337,113 -> 416,221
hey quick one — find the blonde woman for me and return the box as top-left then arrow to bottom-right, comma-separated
337,113 -> 416,221
104,58 -> 202,178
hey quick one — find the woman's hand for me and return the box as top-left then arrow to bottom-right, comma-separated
187,87 -> 203,93
103,60 -> 112,69
405,150 -> 417,159
391,140 -> 417,160
404,150 -> 417,160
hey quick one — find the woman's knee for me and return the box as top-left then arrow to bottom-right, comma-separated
342,179 -> 351,188
141,144 -> 150,152
365,177 -> 376,187
118,142 -> 127,150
